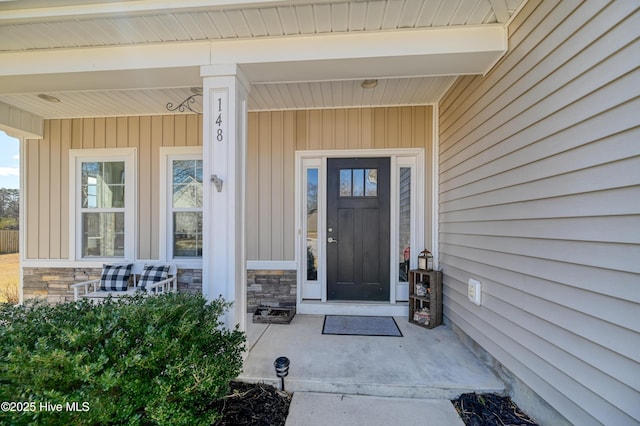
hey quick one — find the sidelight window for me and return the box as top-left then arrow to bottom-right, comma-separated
306,168 -> 319,281
398,167 -> 411,283
171,159 -> 203,257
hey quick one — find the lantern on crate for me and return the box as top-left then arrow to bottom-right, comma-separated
418,249 -> 433,271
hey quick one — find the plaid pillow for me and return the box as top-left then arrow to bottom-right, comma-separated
138,265 -> 170,290
100,264 -> 133,291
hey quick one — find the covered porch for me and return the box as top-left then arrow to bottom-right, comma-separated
0,0 -> 516,330
241,314 -> 504,399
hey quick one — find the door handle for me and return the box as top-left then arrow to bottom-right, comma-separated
327,237 -> 338,243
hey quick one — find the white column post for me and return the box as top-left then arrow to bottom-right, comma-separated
201,64 -> 249,330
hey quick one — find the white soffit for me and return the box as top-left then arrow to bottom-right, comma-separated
0,0 -> 309,21
0,0 -> 517,116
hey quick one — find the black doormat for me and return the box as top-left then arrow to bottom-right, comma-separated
322,315 -> 403,337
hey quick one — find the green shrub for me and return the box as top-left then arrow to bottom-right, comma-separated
0,293 -> 246,425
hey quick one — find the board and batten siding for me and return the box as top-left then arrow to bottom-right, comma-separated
24,115 -> 202,260
246,106 -> 433,261
439,1 -> 639,425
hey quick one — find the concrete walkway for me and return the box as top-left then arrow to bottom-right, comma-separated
285,392 -> 465,426
240,314 -> 504,425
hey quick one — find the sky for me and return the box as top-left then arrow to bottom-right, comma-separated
0,131 -> 20,189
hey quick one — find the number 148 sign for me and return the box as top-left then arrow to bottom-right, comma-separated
213,91 -> 227,143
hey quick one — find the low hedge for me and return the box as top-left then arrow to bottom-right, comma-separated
0,293 -> 246,425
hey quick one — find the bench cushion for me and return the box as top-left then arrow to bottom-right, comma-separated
84,288 -> 138,299
138,264 -> 170,290
100,264 -> 133,291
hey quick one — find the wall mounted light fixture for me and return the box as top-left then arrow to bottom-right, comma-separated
211,174 -> 224,192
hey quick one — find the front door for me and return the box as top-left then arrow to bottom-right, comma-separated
327,157 -> 390,301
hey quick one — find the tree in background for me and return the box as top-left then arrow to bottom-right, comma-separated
0,188 -> 19,230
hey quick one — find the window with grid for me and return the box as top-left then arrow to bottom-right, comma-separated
72,149 -> 134,260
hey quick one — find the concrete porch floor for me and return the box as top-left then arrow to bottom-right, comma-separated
239,314 -> 505,400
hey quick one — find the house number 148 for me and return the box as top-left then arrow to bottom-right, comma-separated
214,93 -> 227,143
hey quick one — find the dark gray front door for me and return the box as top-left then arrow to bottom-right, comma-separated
327,157 -> 390,301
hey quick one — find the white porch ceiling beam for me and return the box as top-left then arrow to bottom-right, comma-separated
213,26 -> 507,83
0,25 -> 506,87
212,26 -> 506,65
0,101 -> 43,139
0,41 -> 212,77
0,67 -> 203,95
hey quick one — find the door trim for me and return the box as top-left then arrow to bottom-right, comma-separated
295,148 -> 425,315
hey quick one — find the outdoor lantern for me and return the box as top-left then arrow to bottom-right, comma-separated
418,249 -> 433,271
274,356 -> 290,391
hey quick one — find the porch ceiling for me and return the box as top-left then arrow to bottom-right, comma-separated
0,0 -> 526,121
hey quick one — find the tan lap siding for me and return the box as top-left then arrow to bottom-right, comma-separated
24,115 -> 203,260
246,106 -> 433,262
439,1 -> 639,425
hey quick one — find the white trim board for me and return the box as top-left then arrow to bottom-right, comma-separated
21,259 -> 202,272
297,301 -> 409,317
246,260 -> 296,270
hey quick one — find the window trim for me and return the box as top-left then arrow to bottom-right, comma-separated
159,147 -> 204,267
69,148 -> 136,262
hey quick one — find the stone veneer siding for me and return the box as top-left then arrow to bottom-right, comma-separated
23,267 -> 297,310
175,268 -> 202,294
246,269 -> 297,313
22,267 -> 203,303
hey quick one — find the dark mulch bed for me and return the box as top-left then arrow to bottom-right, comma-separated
452,393 -> 539,426
213,382 -> 291,426
212,384 -> 538,426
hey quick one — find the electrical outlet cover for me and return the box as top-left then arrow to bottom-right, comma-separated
468,278 -> 481,305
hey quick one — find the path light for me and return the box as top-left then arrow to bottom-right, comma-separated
274,356 -> 290,391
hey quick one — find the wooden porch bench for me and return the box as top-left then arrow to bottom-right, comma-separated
70,264 -> 177,302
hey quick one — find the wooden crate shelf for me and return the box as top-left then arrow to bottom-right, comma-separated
408,269 -> 442,329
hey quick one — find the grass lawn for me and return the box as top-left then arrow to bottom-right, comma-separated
0,252 -> 19,303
